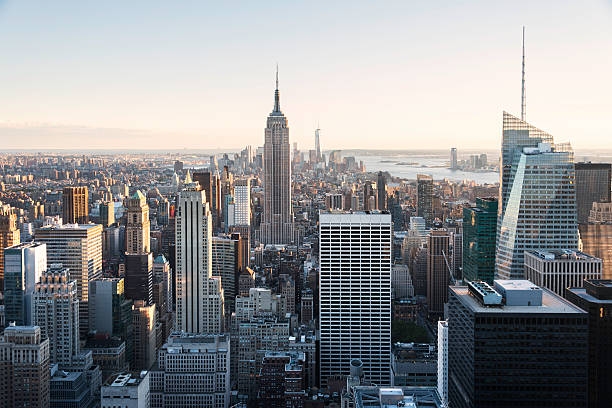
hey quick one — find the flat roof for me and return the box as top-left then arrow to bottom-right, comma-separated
526,249 -> 600,261
567,287 -> 612,304
450,286 -> 586,314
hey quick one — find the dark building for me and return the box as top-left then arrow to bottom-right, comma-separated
377,171 -> 387,211
192,171 -> 213,202
50,365 -> 96,408
462,197 -> 498,283
62,186 -> 89,224
575,163 -> 611,224
257,351 -> 306,408
417,174 -> 433,226
566,280 -> 612,408
448,280 -> 588,408
411,247 -> 427,297
124,252 -> 153,304
427,230 -> 450,317
363,182 -> 376,211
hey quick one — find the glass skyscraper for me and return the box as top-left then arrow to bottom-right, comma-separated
463,197 -> 498,283
496,113 -> 578,279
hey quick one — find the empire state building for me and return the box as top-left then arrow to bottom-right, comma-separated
260,70 -> 298,245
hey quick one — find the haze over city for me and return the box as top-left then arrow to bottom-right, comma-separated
1,0 -> 612,150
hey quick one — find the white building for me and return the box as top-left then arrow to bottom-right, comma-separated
101,372 -> 151,408
437,320 -> 448,407
33,264 -> 79,366
150,333 -> 230,408
233,179 -> 251,226
392,265 -> 414,299
175,184 -> 224,334
319,212 -> 392,387
524,250 -> 602,297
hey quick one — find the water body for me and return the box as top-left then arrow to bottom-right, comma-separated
352,153 -> 499,184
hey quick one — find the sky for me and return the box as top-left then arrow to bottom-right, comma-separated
0,0 -> 611,151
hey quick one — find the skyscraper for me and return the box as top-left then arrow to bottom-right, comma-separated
175,184 -> 224,334
260,69 -> 297,245
426,229 -> 450,317
233,178 -> 251,226
315,126 -> 321,161
99,201 -> 115,227
32,264 -> 79,366
124,252 -> 153,304
496,136 -> 578,279
417,174 -> 433,226
125,190 -> 150,254
377,171 -> 387,211
36,223 -> 103,338
363,182 -> 376,211
132,300 -> 156,370
211,235 -> 240,315
574,162 -> 611,224
62,186 -> 89,224
0,207 -> 20,291
462,197 -> 498,283
450,148 -> 458,170
4,242 -> 47,326
319,212 -> 392,387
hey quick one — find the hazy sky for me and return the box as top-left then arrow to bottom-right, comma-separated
0,0 -> 611,151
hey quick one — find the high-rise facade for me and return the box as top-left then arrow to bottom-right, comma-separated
124,253 -> 153,304
377,172 -> 387,211
125,190 -> 150,254
574,162 -> 611,224
0,325 -> 50,408
496,120 -> 578,279
175,185 -> 224,334
448,280 -> 588,408
36,224 -> 103,338
0,207 -> 20,291
260,71 -> 297,245
32,265 -> 79,366
132,300 -> 156,370
417,174 -> 433,226
437,320 -> 448,408
450,148 -> 458,170
426,229 -> 450,317
565,280 -> 612,408
462,197 -> 498,283
233,178 -> 251,226
62,186 -> 89,224
319,212 -> 392,387
315,127 -> 321,161
212,236 -> 240,315
99,201 -> 115,227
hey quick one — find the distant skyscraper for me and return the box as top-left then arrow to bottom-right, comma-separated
448,280 -> 588,408
125,190 -> 150,254
33,264 -> 79,366
124,252 -> 153,304
450,148 -> 458,170
574,162 -> 611,224
62,186 -> 89,224
233,178 -> 251,226
462,197 -> 498,283
260,68 -> 297,245
565,280 -> 612,408
319,212 -> 392,387
212,235 -> 240,315
99,201 -> 115,227
175,185 -> 224,334
36,223 -> 103,338
132,300 -> 156,370
0,207 -> 20,291
496,135 -> 578,279
4,242 -> 47,326
363,181 -> 376,211
417,174 -> 433,226
426,229 -> 450,317
377,171 -> 387,211
315,126 -> 321,161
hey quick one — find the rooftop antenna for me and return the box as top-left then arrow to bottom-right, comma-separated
521,26 -> 526,121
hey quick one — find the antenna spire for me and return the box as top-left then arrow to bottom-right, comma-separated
273,64 -> 280,112
521,26 -> 526,121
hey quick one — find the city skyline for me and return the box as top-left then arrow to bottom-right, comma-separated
1,1 -> 612,150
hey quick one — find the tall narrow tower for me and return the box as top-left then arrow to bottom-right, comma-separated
521,26 -> 526,121
315,126 -> 321,161
260,67 -> 297,245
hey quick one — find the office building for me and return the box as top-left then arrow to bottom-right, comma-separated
575,162 -> 611,224
124,252 -> 153,304
363,181 -> 376,211
99,201 -> 115,227
62,186 -> 89,224
524,250 -> 601,296
32,265 -> 79,366
192,171 -> 213,200
417,174 -> 433,226
496,140 -> 578,279
257,351 -> 306,407
50,365 -> 96,408
88,278 -> 133,337
4,242 -> 47,326
437,320 -> 448,407
319,212 -> 392,387
150,333 -> 230,408
462,197 -> 498,283
566,280 -> 612,408
392,265 -> 414,299
152,255 -> 172,314
315,127 -> 321,161
427,230 -> 450,317
101,372 -> 150,408
0,207 -> 20,291
233,178 -> 251,226
260,70 -> 297,245
448,280 -> 588,408
36,223 -> 103,338
0,325 -> 50,408
212,235 -> 240,314
125,190 -> 150,254
175,185 -> 224,334
132,300 -> 156,371
343,386 -> 443,408
450,148 -> 458,170
377,171 -> 387,211
83,336 -> 128,382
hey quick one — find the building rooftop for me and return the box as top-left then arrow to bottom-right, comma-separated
527,249 -> 601,261
105,372 -> 147,387
451,285 -> 586,314
352,386 -> 442,408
